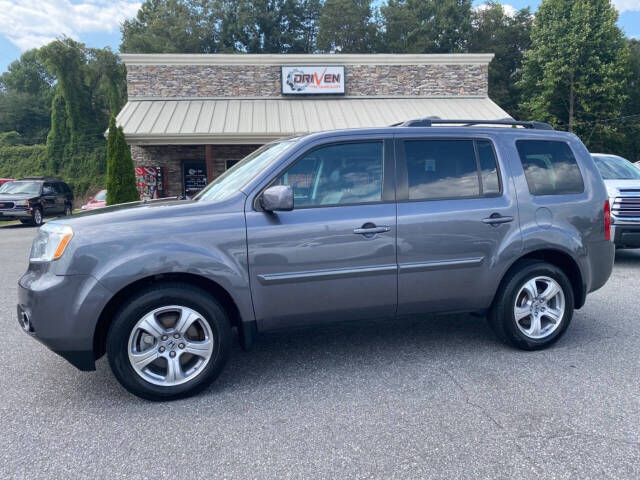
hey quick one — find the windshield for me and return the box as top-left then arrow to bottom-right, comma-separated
94,190 -> 107,201
195,140 -> 298,202
593,155 -> 640,180
0,181 -> 41,196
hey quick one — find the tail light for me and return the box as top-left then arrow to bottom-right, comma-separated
604,200 -> 611,241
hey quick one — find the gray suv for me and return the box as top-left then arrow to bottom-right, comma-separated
18,120 -> 615,400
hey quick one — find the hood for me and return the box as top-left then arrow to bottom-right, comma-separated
0,193 -> 35,202
51,192 -> 247,231
603,179 -> 640,198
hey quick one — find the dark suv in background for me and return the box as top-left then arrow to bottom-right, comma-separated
18,120 -> 614,400
0,177 -> 73,225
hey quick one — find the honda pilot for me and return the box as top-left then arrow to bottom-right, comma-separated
18,120 -> 615,400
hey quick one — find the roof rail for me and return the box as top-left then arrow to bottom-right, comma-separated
391,118 -> 554,130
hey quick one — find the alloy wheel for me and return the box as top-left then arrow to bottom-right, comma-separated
127,305 -> 215,387
33,208 -> 42,225
513,276 -> 565,340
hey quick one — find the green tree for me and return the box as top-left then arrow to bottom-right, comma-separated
121,0 -> 220,53
38,38 -> 92,152
379,0 -> 472,53
45,90 -> 70,172
0,49 -> 54,142
220,0 -> 321,53
106,117 -> 139,205
317,0 -> 376,53
618,39 -> 640,161
519,0 -> 630,151
469,2 -> 533,116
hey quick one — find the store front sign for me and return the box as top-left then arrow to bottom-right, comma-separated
281,66 -> 345,95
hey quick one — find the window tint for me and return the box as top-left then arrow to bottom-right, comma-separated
516,140 -> 584,195
477,140 -> 500,195
404,140 -> 480,200
277,142 -> 383,207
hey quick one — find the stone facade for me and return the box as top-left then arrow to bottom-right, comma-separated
131,144 -> 259,197
124,54 -> 493,198
126,63 -> 488,99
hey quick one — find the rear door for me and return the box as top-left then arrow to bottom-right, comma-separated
395,135 -> 521,315
52,182 -> 66,212
246,138 -> 397,330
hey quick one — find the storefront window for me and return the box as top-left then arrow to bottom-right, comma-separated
195,140 -> 297,202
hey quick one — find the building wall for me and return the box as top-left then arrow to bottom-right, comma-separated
131,144 -> 259,197
126,64 -> 488,99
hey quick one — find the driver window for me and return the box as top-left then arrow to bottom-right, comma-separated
276,142 -> 383,208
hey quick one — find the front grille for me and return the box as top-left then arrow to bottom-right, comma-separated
613,196 -> 640,219
0,201 -> 15,210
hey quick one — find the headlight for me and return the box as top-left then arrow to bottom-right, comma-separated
14,200 -> 28,206
30,223 -> 73,262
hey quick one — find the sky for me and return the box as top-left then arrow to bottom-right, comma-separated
0,0 -> 639,74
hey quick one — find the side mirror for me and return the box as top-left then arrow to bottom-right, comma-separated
260,185 -> 293,212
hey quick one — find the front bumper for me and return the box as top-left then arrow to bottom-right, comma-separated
612,222 -> 640,248
17,269 -> 113,371
0,209 -> 32,220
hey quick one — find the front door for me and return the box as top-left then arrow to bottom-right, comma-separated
41,182 -> 60,214
246,139 -> 397,330
395,136 -> 521,315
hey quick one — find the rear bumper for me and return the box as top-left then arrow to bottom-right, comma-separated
612,223 -> 640,248
585,239 -> 615,299
17,270 -> 113,371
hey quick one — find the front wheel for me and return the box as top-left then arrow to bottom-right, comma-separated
107,283 -> 232,400
27,207 -> 43,226
489,260 -> 574,350
63,203 -> 72,216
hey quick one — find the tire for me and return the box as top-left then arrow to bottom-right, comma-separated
107,283 -> 232,401
488,260 -> 574,350
29,207 -> 43,226
63,203 -> 72,216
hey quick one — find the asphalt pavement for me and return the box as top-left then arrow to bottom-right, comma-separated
1,222 -> 639,479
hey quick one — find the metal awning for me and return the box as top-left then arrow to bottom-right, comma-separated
117,97 -> 511,145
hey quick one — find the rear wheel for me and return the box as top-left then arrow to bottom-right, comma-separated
489,260 -> 574,350
107,283 -> 231,400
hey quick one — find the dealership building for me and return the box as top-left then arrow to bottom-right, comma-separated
116,53 -> 509,198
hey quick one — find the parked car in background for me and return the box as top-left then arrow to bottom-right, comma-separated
0,177 -> 73,225
18,120 -> 614,400
592,153 -> 640,249
81,190 -> 107,211
0,178 -> 15,187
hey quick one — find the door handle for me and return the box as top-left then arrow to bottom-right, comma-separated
482,214 -> 514,225
353,225 -> 391,235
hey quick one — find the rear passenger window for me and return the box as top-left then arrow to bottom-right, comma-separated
402,139 -> 500,200
516,140 -> 584,195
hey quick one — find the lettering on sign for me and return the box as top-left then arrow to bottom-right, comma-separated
281,66 -> 345,95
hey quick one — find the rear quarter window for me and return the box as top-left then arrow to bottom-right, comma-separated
516,140 -> 584,196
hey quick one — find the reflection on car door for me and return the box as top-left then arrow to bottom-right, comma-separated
246,139 -> 397,330
395,137 -> 521,314
41,182 -> 59,214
